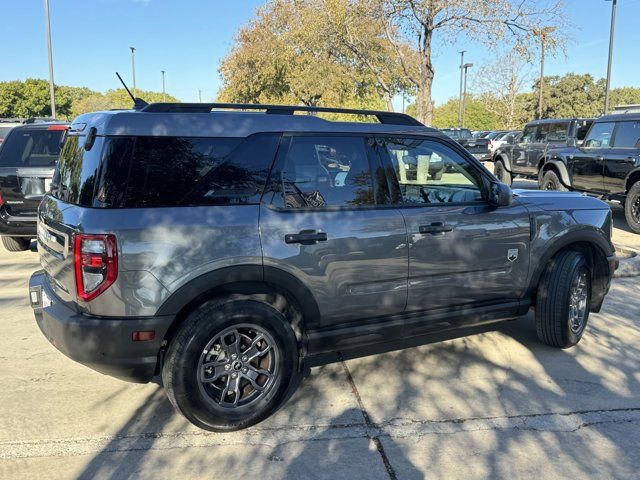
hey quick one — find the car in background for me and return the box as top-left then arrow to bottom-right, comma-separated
0,119 -> 23,146
489,130 -> 521,156
540,112 -> 640,233
492,118 -> 593,185
0,121 -> 68,251
440,127 -> 473,141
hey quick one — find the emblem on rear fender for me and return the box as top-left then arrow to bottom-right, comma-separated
507,248 -> 519,262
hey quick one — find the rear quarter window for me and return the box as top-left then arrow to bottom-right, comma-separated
0,128 -> 64,167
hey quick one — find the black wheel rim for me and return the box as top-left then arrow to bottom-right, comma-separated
632,195 -> 640,223
568,270 -> 589,334
544,180 -> 556,190
197,324 -> 279,410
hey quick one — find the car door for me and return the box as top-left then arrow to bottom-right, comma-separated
511,124 -> 537,175
260,134 -> 408,327
569,121 -> 613,192
378,136 -> 531,312
603,120 -> 640,195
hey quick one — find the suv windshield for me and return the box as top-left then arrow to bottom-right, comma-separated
0,127 -> 64,167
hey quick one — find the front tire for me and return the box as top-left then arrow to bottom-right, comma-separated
1,236 -> 30,252
162,297 -> 301,431
624,182 -> 640,234
535,251 -> 591,349
494,160 -> 512,186
540,170 -> 568,191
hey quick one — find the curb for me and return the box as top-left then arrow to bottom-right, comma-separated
614,246 -> 640,278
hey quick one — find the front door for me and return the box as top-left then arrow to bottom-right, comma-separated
570,121 -> 615,192
260,134 -> 408,327
378,137 -> 531,312
603,120 -> 640,195
511,124 -> 537,176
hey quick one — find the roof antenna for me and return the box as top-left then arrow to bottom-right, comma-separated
116,72 -> 148,110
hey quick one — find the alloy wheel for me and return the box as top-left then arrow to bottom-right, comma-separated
568,270 -> 589,334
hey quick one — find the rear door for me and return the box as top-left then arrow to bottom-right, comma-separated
569,121 -> 613,192
0,125 -> 66,218
260,134 -> 408,327
603,120 -> 640,195
378,137 -> 531,312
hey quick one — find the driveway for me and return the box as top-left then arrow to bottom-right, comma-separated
1,208 -> 639,479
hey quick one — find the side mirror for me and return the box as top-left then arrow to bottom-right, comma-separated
488,181 -> 512,207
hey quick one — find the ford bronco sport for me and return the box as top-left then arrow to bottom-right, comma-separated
30,103 -> 617,431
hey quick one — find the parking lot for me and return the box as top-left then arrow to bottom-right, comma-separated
0,186 -> 639,479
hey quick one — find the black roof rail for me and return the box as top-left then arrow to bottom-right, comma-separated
139,102 -> 424,126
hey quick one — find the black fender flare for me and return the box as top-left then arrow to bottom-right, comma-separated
494,152 -> 512,172
540,158 -> 572,187
156,264 -> 322,331
624,166 -> 640,192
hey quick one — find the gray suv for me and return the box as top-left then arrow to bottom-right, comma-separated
30,103 -> 618,431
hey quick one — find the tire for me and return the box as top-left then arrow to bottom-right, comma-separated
540,170 -> 568,191
1,236 -> 30,252
535,251 -> 591,349
624,182 -> 640,234
494,160 -> 512,186
162,296 -> 301,431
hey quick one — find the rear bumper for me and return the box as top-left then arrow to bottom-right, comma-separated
29,270 -> 174,383
0,211 -> 37,237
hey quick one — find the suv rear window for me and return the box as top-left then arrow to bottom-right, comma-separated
0,128 -> 64,167
53,133 -> 279,208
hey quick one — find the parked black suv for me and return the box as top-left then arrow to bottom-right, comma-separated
30,103 -> 616,431
539,112 -> 640,233
493,118 -> 593,185
0,122 -> 68,251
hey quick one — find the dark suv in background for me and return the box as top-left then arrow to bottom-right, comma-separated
30,103 -> 616,431
540,112 -> 640,233
493,118 -> 593,185
0,121 -> 68,251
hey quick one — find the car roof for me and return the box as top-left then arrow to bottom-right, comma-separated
70,107 -> 438,138
596,112 -> 640,123
525,118 -> 593,126
10,121 -> 68,131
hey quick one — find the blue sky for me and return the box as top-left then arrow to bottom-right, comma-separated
1,0 -> 639,106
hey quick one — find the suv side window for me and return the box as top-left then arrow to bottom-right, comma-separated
274,136 -> 375,208
382,138 -> 483,205
521,125 -> 537,143
584,122 -> 615,148
612,121 -> 640,148
546,122 -> 569,142
534,123 -> 550,143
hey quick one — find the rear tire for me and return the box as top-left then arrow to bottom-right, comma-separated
624,182 -> 640,234
535,251 -> 591,349
540,170 -> 568,191
494,160 -> 512,186
162,297 -> 301,431
1,236 -> 30,252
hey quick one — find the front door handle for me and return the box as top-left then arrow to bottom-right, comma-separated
285,230 -> 328,245
419,222 -> 454,235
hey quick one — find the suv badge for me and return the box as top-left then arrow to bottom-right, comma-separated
507,248 -> 519,262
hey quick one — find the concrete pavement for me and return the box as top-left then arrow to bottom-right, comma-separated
0,215 -> 639,479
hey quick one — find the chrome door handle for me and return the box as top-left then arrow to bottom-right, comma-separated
419,222 -> 454,235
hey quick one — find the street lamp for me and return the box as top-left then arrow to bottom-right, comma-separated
130,47 -> 137,97
43,0 -> 56,118
458,51 -> 466,127
161,70 -> 166,102
604,0 -> 618,114
533,26 -> 556,119
461,63 -> 473,128
198,89 -> 202,103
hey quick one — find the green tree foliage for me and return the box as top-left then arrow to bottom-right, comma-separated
429,96 -> 500,130
70,89 -> 179,118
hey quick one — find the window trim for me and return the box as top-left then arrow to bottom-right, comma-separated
375,135 -> 493,209
262,132 -> 383,212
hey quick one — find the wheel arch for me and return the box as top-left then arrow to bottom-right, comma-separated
527,228 -> 614,313
540,158 -> 571,187
495,153 -> 512,172
625,168 -> 640,193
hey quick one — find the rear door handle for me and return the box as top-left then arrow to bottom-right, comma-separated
284,230 -> 328,245
419,222 -> 454,235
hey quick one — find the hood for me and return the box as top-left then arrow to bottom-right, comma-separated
513,189 -> 609,211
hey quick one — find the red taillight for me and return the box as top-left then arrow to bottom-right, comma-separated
74,234 -> 118,302
47,124 -> 68,131
0,195 -> 4,207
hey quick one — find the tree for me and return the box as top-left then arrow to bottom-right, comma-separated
473,51 -> 532,129
527,73 -> 605,119
424,95 -> 500,130
375,0 -> 567,125
71,89 -> 179,117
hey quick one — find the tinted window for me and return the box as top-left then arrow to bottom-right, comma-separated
0,126 -> 14,141
546,122 -> 569,142
576,121 -> 593,142
53,134 -> 104,206
383,138 -> 483,205
521,125 -> 537,143
275,136 -> 374,208
0,128 -> 64,167
584,122 -> 615,148
613,121 -> 640,148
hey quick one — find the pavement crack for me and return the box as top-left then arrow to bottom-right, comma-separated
339,353 -> 398,480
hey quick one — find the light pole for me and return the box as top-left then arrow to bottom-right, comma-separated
533,27 -> 555,119
43,0 -> 56,118
604,0 -> 618,114
130,47 -> 136,97
461,63 -> 473,128
198,89 -> 202,103
458,51 -> 466,127
161,70 -> 166,102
